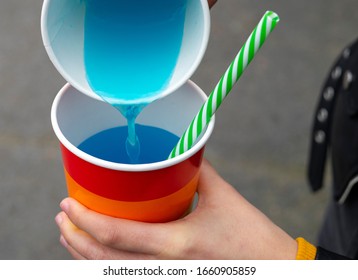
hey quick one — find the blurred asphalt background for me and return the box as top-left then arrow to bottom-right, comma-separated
1,0 -> 357,259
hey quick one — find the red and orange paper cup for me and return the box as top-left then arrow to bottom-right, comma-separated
51,81 -> 214,222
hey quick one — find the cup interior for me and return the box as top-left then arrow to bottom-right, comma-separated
51,81 -> 215,171
42,0 -> 210,102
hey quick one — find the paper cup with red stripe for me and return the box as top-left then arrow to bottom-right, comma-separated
51,81 -> 214,222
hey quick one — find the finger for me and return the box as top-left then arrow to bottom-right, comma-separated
60,235 -> 86,260
208,0 -> 217,8
59,198 -> 178,256
56,211 -> 155,260
56,211 -> 108,259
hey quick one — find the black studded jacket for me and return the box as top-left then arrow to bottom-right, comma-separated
308,37 -> 358,259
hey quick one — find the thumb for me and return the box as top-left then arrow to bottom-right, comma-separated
197,159 -> 237,201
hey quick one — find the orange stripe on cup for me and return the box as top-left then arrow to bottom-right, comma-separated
60,143 -> 204,201
64,168 -> 199,222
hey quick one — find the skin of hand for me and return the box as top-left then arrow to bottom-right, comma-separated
208,0 -> 217,8
55,159 -> 298,260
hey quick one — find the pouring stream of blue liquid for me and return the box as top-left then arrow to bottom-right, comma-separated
115,104 -> 146,163
83,0 -> 187,163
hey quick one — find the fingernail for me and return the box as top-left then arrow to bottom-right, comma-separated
60,235 -> 68,248
60,199 -> 69,212
55,213 -> 63,226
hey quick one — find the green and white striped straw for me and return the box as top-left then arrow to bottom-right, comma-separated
169,11 -> 280,159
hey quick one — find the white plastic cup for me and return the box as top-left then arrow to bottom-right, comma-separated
41,0 -> 210,104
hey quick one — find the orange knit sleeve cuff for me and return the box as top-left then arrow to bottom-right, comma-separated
295,237 -> 317,260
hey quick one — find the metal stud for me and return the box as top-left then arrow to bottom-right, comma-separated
331,66 -> 342,80
343,70 -> 354,91
315,130 -> 326,144
323,87 -> 335,101
343,48 -> 351,59
317,108 -> 328,122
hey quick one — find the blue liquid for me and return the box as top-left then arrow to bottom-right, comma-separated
78,125 -> 179,164
83,0 -> 187,162
84,0 -> 187,102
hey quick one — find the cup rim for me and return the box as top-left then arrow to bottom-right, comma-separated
51,81 -> 215,172
41,0 -> 211,105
